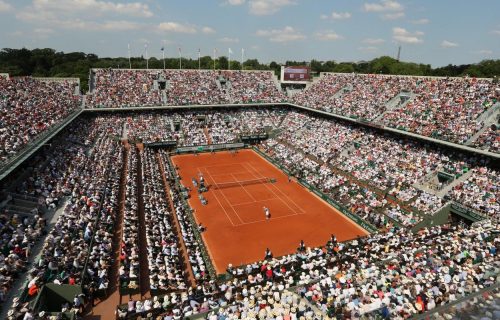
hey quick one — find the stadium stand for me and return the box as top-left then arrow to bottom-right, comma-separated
381,77 -> 498,144
0,76 -> 81,168
87,69 -> 285,108
473,126 -> 500,153
292,73 -> 499,147
0,71 -> 498,319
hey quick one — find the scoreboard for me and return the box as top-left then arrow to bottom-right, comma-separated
281,66 -> 311,83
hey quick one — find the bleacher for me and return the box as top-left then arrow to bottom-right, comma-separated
0,71 -> 499,319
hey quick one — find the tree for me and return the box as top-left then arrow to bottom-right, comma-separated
269,61 -> 280,76
0,47 -> 499,93
218,56 -> 228,70
334,63 -> 355,73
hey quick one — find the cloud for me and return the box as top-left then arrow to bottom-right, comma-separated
8,31 -> 24,37
249,0 -> 295,15
202,26 -> 216,34
225,0 -> 245,5
362,38 -> 385,45
321,12 -> 351,20
16,0 -> 153,32
441,40 -> 458,48
34,28 -> 54,35
99,20 -> 141,31
314,30 -> 343,41
475,50 -> 493,55
29,0 -> 153,18
218,37 -> 239,43
158,22 -> 197,34
0,0 -> 12,12
411,18 -> 429,25
331,11 -> 351,20
382,12 -> 404,20
16,8 -> 144,31
256,26 -> 305,42
359,46 -> 378,52
364,0 -> 403,12
491,30 -> 500,35
392,27 -> 423,44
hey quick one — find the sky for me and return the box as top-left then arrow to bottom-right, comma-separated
0,0 -> 499,67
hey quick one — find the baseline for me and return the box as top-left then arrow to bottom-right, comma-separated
243,162 -> 305,215
199,168 -> 240,226
202,167 -> 246,225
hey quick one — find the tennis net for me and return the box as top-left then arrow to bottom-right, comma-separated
211,177 -> 273,190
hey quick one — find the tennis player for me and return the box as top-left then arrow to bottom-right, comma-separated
263,206 -> 271,220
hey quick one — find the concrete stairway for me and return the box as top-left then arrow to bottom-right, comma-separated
271,73 -> 282,92
465,102 -> 499,145
161,90 -> 168,105
435,169 -> 475,197
373,91 -> 417,122
81,95 -> 87,108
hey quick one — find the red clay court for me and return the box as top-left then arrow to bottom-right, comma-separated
171,149 -> 368,274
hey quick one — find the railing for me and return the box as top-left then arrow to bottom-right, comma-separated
175,142 -> 244,154
0,109 -> 83,180
162,154 -> 217,279
449,201 -> 491,222
411,282 -> 500,320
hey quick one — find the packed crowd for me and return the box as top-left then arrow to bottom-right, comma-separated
222,70 -> 286,104
1,108 -> 498,319
0,76 -> 80,165
0,209 -> 45,303
7,70 -> 493,156
88,69 -> 162,108
292,74 -> 417,120
28,132 -> 121,292
166,70 -> 229,106
125,108 -> 286,146
382,77 -> 497,144
119,221 -> 499,319
302,223 -> 499,319
142,148 -> 189,291
87,69 -> 285,108
120,147 -> 140,292
207,108 -> 285,144
448,167 -> 499,220
6,70 -> 494,156
292,73 -> 499,147
473,126 -> 500,153
2,117 -> 122,315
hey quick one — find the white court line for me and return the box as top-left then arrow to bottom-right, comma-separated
204,167 -> 246,225
244,162 -> 306,215
200,164 -> 244,170
231,197 -> 279,207
233,212 -> 300,227
230,173 -> 258,203
242,162 -> 301,214
209,170 -> 253,177
199,168 -> 237,226
245,161 -> 306,214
